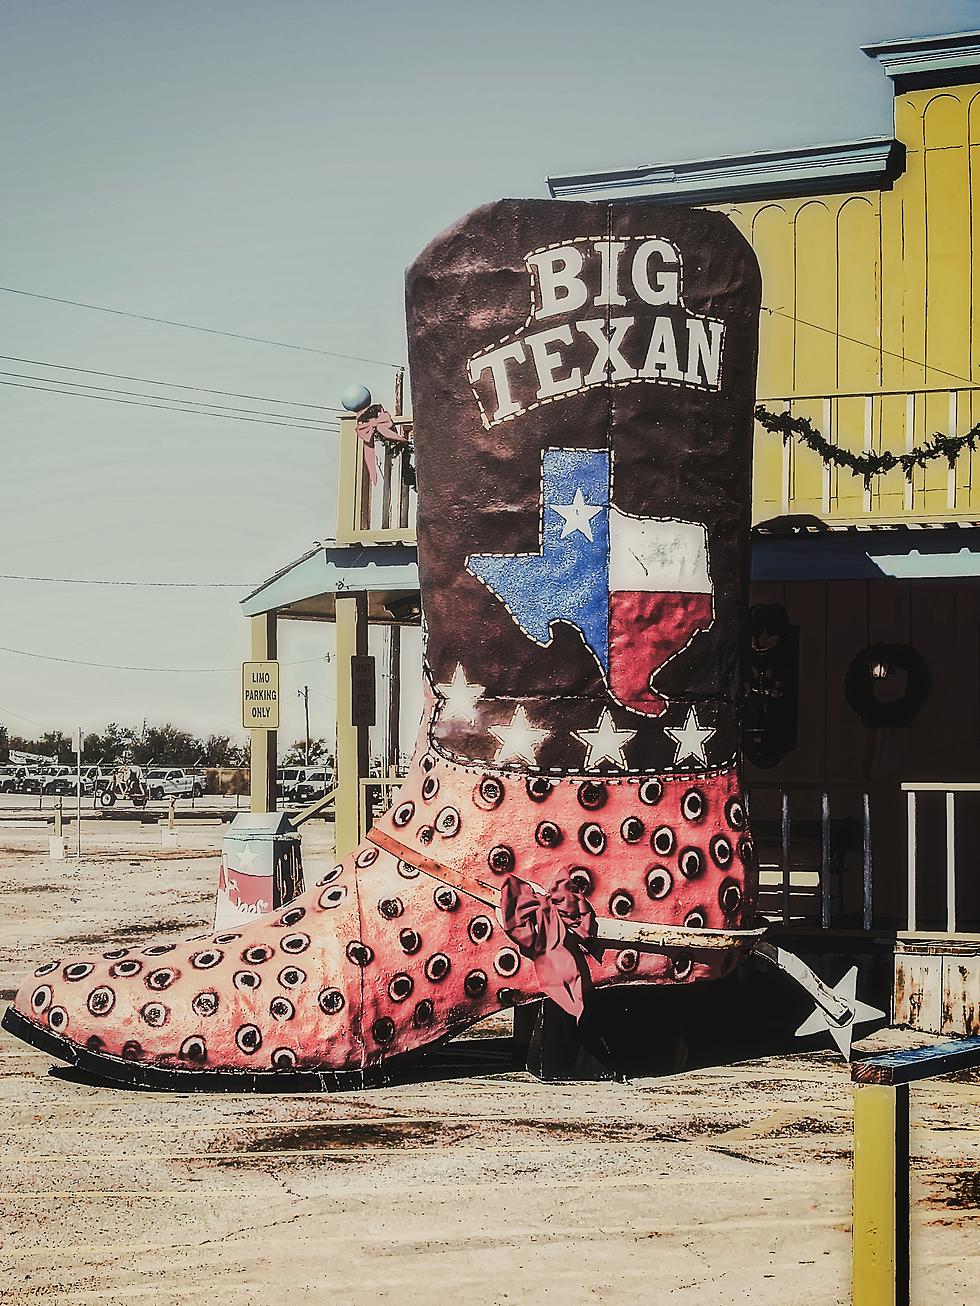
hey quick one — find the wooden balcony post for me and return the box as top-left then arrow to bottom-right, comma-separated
334,593 -> 369,859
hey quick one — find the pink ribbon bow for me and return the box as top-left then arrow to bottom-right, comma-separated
354,405 -> 400,485
500,873 -> 596,1019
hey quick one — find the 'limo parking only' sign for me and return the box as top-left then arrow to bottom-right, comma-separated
242,661 -> 280,730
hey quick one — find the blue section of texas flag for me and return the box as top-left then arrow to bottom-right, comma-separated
467,448 -> 611,670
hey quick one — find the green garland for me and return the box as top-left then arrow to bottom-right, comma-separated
754,404 -> 979,489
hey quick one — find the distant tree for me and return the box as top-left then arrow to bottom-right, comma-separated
201,734 -> 235,766
281,737 -> 333,766
130,722 -> 203,767
83,723 -> 135,765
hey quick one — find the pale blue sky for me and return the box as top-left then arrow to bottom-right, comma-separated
1,0 -> 977,750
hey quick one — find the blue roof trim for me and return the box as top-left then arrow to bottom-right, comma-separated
240,544 -> 419,616
547,138 -> 904,205
862,29 -> 980,87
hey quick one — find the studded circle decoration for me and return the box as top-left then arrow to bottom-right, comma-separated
616,949 -> 640,973
277,906 -> 307,928
34,960 -> 60,976
568,866 -> 593,893
474,776 -> 505,810
242,945 -> 273,966
413,999 -> 434,1027
397,860 -> 420,879
468,915 -> 494,944
99,951 -> 127,963
317,866 -> 344,887
398,928 -> 422,955
651,826 -> 675,856
488,845 -> 515,874
393,801 -> 414,827
272,1047 -> 297,1070
30,986 -> 52,1014
684,909 -> 706,929
679,847 -> 704,879
673,954 -> 694,980
355,846 -> 379,868
681,789 -> 706,823
109,959 -> 142,979
526,777 -> 553,802
609,891 -> 634,918
180,1036 -> 207,1063
645,866 -> 673,900
424,953 -> 451,982
233,970 -> 261,991
142,1000 -> 171,1026
421,774 -> 440,801
725,796 -> 745,831
710,835 -> 734,869
145,968 -> 178,992
345,941 -> 374,967
388,973 -> 414,1003
190,949 -> 223,970
277,966 -> 307,988
434,806 -> 461,836
318,988 -> 345,1015
48,1006 -> 68,1031
579,823 -> 607,855
464,969 -> 488,998
280,934 -> 311,955
63,963 -> 94,982
191,992 -> 217,1018
639,777 -> 663,806
319,885 -> 348,910
493,948 -> 520,977
143,943 -> 176,957
535,821 -> 563,848
235,1024 -> 262,1055
372,1017 -> 396,1044
87,986 -> 115,1017
418,825 -> 435,845
620,816 -> 645,844
378,897 -> 404,920
212,933 -> 241,945
719,880 -> 742,916
434,886 -> 459,912
270,996 -> 294,1021
577,781 -> 607,810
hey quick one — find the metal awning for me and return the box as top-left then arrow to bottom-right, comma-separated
240,543 -> 420,622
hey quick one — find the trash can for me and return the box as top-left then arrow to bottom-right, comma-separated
214,812 -> 304,932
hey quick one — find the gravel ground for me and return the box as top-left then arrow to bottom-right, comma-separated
0,816 -> 977,1305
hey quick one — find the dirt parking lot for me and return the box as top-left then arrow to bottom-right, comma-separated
0,816 -> 977,1305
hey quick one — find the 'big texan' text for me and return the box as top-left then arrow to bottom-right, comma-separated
467,235 -> 725,428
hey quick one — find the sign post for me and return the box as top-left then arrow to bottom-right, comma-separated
75,726 -> 82,861
242,661 -> 280,731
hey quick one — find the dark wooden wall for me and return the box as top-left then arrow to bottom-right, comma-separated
745,578 -> 980,931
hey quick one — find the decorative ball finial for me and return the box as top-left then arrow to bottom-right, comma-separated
341,384 -> 372,413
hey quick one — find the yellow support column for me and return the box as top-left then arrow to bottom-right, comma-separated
334,592 -> 369,858
852,1083 -> 910,1306
249,612 -> 278,814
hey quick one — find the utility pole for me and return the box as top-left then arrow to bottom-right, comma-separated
298,686 -> 310,765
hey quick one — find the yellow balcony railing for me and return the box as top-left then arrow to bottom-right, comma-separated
755,387 -> 980,526
335,414 -> 417,545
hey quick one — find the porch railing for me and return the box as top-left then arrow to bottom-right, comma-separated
756,386 -> 980,524
903,782 -> 980,936
746,782 -> 872,930
335,414 -> 417,545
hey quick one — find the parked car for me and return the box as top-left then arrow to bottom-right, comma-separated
20,766 -> 60,794
0,765 -> 31,793
291,767 -> 334,805
277,768 -> 308,802
144,768 -> 206,800
44,765 -> 108,797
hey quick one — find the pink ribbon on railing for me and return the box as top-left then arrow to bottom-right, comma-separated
500,873 -> 596,1019
354,405 -> 400,486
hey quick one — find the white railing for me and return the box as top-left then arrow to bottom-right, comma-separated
759,386 -> 980,519
904,782 -> 980,934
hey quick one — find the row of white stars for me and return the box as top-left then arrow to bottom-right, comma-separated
435,663 -> 715,768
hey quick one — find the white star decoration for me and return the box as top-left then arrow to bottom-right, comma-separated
236,842 -> 256,872
550,487 -> 603,541
665,706 -> 716,766
489,705 -> 550,765
572,708 -> 637,769
434,663 -> 485,724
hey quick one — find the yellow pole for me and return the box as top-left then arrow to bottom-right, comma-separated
853,1082 -> 910,1306
334,592 -> 368,858
249,611 -> 278,814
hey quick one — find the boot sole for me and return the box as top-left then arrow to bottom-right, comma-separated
1,1004 -> 390,1092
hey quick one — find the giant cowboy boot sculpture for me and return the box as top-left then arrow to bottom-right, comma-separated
3,200 -> 875,1089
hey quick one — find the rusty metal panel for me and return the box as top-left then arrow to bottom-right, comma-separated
941,954 -> 980,1036
893,950 -> 943,1033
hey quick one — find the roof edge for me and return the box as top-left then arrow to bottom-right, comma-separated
547,137 -> 903,206
862,29 -> 980,89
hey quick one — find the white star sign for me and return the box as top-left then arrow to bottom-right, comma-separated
665,706 -> 716,766
551,487 -> 603,541
435,663 -> 485,724
572,708 -> 637,769
489,705 -> 550,765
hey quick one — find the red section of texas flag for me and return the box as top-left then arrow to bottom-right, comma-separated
607,511 -> 714,716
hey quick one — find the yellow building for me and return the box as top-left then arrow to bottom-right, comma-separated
243,28 -> 980,1036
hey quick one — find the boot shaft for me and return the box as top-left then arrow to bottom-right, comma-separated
406,199 -> 761,778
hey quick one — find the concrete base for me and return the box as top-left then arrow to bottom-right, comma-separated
47,836 -> 65,861
161,827 -> 180,849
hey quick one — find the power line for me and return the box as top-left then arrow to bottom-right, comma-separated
0,574 -> 253,588
0,284 -> 403,369
0,368 -> 341,427
0,378 -> 341,433
0,644 -> 331,674
0,353 -> 347,412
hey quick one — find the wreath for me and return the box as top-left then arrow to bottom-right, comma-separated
844,642 -> 931,729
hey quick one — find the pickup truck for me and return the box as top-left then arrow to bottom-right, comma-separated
145,768 -> 206,800
291,767 -> 334,805
0,765 -> 31,793
20,766 -> 61,795
43,766 -> 108,797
